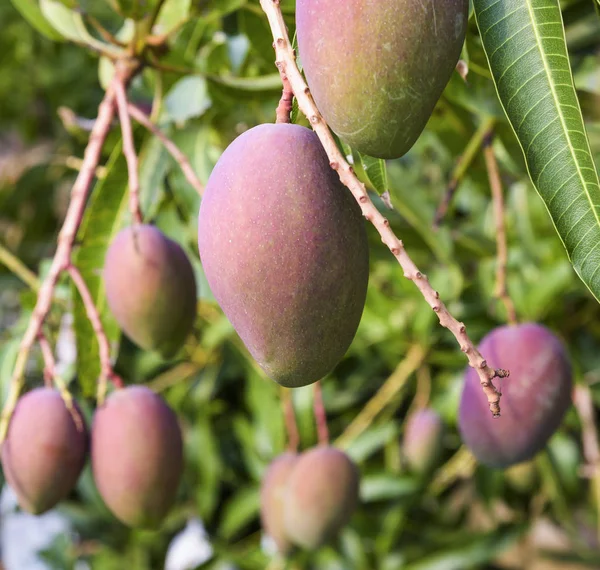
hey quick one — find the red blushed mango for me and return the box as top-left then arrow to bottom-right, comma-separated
402,408 -> 444,475
91,386 -> 183,528
260,453 -> 298,555
283,447 -> 359,549
1,388 -> 88,514
296,0 -> 468,159
103,225 -> 197,358
198,123 -> 369,388
458,323 -> 572,468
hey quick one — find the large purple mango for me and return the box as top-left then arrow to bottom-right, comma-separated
198,123 -> 369,388
458,323 -> 572,468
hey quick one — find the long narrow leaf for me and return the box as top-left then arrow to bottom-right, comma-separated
474,0 -> 600,301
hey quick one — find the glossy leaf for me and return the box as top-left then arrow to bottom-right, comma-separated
474,0 -> 600,301
8,0 -> 63,40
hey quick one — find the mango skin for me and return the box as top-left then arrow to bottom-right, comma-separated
198,123 -> 369,388
1,388 -> 88,515
91,386 -> 183,529
283,446 -> 359,549
402,408 -> 444,475
296,0 -> 469,159
458,323 -> 572,469
103,224 -> 197,358
260,453 -> 299,555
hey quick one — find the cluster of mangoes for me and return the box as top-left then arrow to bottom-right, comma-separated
2,385 -> 183,528
260,447 -> 359,553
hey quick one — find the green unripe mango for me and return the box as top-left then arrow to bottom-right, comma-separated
1,388 -> 88,514
296,0 -> 469,159
197,123 -> 369,388
260,453 -> 299,555
91,386 -> 183,529
103,225 -> 197,358
283,446 -> 359,549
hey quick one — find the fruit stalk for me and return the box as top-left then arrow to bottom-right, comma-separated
114,71 -> 143,225
67,264 -> 124,403
483,131 -> 517,325
275,71 -> 293,124
127,103 -> 204,196
259,0 -> 507,417
0,70 -> 131,445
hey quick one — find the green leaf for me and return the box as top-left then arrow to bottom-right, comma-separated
359,152 -> 388,196
71,143 -> 129,396
474,0 -> 600,302
9,0 -> 64,40
165,76 -> 212,123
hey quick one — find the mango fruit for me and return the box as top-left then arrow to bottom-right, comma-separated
283,446 -> 359,549
458,323 -> 572,468
260,453 -> 298,555
296,0 -> 469,159
198,123 -> 369,388
1,387 -> 88,514
91,386 -> 183,528
402,408 -> 444,475
103,224 -> 197,358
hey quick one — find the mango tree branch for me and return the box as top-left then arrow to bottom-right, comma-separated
115,75 -> 143,224
127,103 -> 205,197
483,130 -> 517,326
0,71 -> 133,445
259,0 -> 507,417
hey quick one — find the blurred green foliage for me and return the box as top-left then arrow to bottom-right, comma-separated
2,1 -> 600,569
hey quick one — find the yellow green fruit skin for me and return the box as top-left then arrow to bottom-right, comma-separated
283,447 -> 359,549
91,386 -> 183,529
458,323 -> 572,469
296,0 -> 469,159
103,224 -> 197,358
197,123 -> 369,388
402,408 -> 444,475
1,387 -> 88,515
260,453 -> 299,555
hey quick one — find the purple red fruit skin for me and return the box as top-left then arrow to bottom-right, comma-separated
283,446 -> 359,549
458,323 -> 573,468
91,385 -> 183,529
1,387 -> 88,515
197,123 -> 369,388
103,224 -> 197,358
403,408 -> 444,474
296,0 -> 469,159
260,452 -> 298,555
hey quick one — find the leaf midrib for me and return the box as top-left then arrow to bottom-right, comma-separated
524,0 -> 600,229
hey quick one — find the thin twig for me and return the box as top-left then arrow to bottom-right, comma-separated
84,14 -> 127,47
335,345 -> 426,449
259,0 -> 507,417
0,243 -> 41,292
67,264 -> 123,403
127,103 -> 204,196
114,75 -> 143,224
483,131 -> 518,326
38,333 -> 56,388
275,71 -> 293,124
313,380 -> 329,446
433,117 -> 495,229
281,387 -> 299,452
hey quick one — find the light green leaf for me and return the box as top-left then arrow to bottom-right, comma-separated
71,143 -> 129,396
474,0 -> 600,302
359,152 -> 388,196
40,0 -> 120,55
9,0 -> 64,40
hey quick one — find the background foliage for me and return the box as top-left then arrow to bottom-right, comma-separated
2,0 -> 600,569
